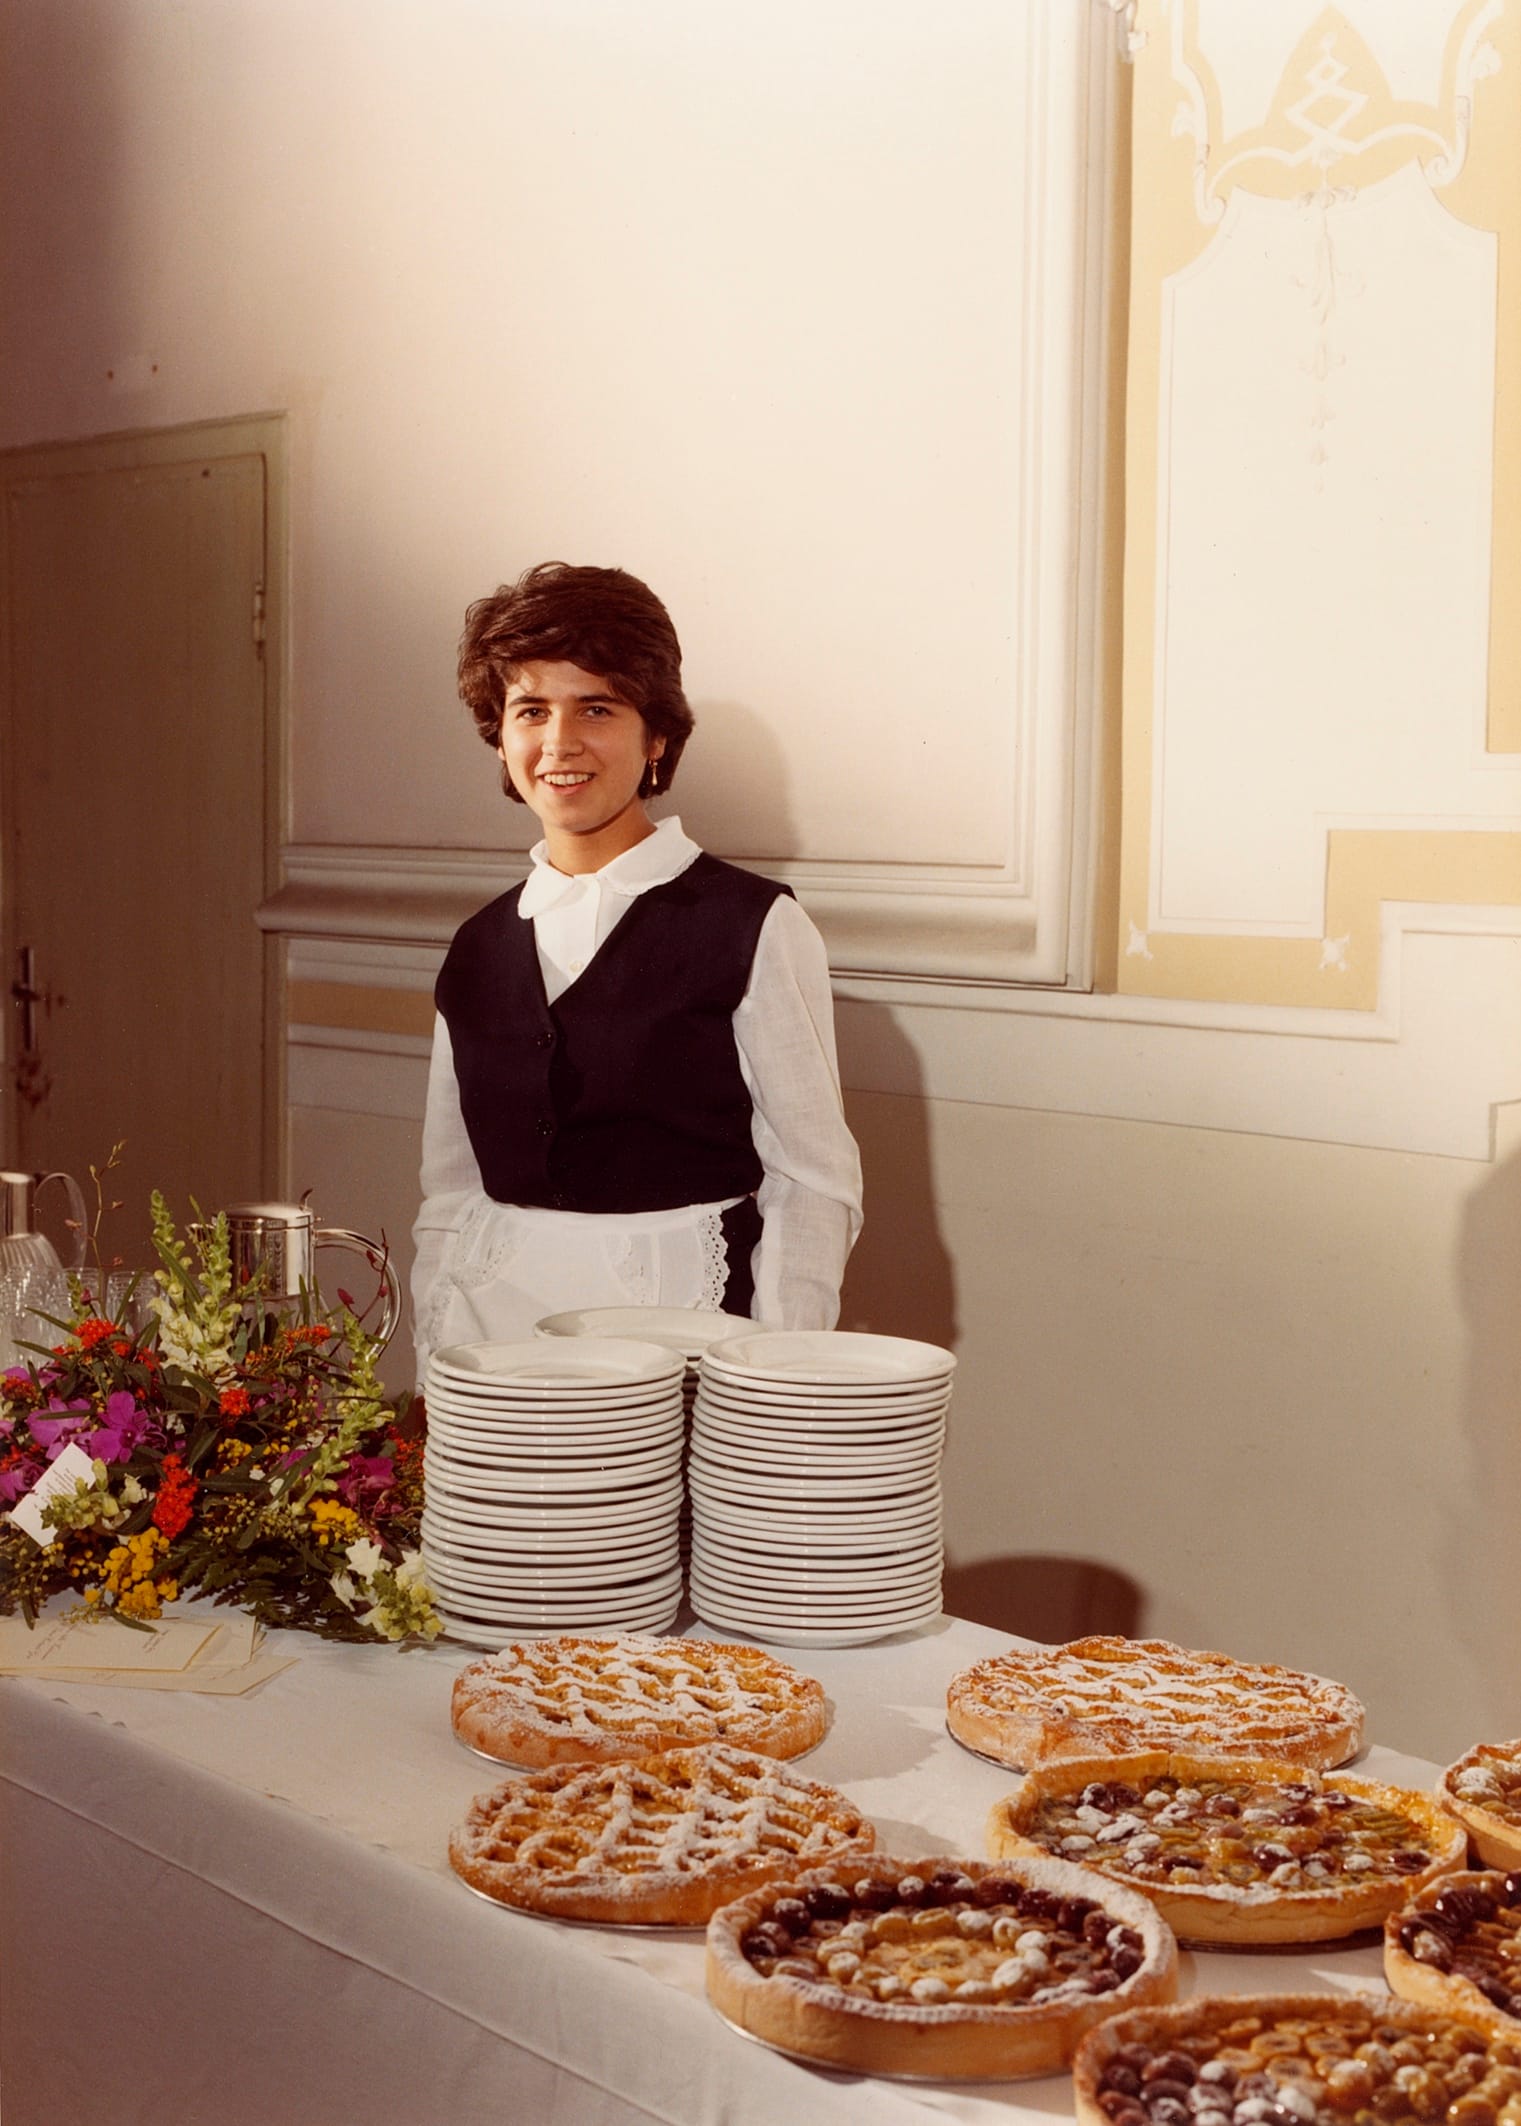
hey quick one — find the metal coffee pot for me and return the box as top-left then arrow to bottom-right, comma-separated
0,1168 -> 87,1275
219,1201 -> 401,1352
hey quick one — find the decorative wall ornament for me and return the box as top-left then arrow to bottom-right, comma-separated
1169,0 -> 1504,221
1117,0 -> 1521,1012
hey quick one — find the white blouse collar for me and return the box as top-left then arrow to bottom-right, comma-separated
517,815 -> 699,919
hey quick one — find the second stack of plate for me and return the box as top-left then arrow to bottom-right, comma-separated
689,1329 -> 954,1646
422,1338 -> 686,1647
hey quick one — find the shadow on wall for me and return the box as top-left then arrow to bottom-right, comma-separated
942,1555 -> 1142,1646
835,1004 -> 957,1351
1445,1113 -> 1521,1735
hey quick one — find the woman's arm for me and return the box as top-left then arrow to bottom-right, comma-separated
410,1013 -> 483,1381
733,896 -> 863,1328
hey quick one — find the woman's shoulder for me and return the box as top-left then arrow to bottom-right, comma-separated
674,848 -> 795,909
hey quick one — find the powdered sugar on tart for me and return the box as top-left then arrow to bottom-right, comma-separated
987,1752 -> 1464,1944
449,1740 -> 872,1925
1386,1869 -> 1521,2037
706,1852 -> 1177,2081
947,1637 -> 1364,1773
1440,1741 -> 1521,1871
451,1634 -> 829,1767
1073,1992 -> 1521,2126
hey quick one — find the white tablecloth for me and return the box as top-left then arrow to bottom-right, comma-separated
0,1611 -> 1435,2126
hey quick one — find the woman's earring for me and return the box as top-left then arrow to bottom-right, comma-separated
648,757 -> 660,796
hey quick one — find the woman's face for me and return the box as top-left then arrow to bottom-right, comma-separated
498,661 -> 664,874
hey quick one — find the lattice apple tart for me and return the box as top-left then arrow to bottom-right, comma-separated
1386,1870 -> 1521,2038
705,1852 -> 1177,2081
947,1637 -> 1365,1773
987,1752 -> 1464,1945
451,1634 -> 829,1767
1440,1743 -> 1521,1871
1073,1992 -> 1521,2126
449,1740 -> 872,1925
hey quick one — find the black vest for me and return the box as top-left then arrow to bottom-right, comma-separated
436,852 -> 791,1214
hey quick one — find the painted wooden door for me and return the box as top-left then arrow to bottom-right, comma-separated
1,436 -> 273,1267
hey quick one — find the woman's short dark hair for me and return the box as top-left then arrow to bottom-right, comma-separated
458,562 -> 695,803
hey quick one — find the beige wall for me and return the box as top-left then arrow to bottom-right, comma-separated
6,0 -> 1520,1761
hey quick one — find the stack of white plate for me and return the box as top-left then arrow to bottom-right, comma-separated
689,1330 -> 954,1647
422,1339 -> 686,1647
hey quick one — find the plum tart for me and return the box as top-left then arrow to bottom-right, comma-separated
988,1752 -> 1464,1944
1073,1992 -> 1521,2126
1440,1744 -> 1521,1871
449,1740 -> 872,1925
451,1634 -> 829,1767
1386,1870 -> 1521,2037
947,1637 -> 1364,1773
705,1852 -> 1177,2081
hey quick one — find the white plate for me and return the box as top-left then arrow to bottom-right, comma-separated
689,1460 -> 943,1503
440,1602 -> 682,1649
426,1459 -> 684,1499
426,1435 -> 682,1474
691,1500 -> 942,1545
702,1331 -> 955,1388
425,1377 -> 680,1411
422,1479 -> 683,1530
690,1540 -> 943,1589
692,1391 -> 950,1430
432,1339 -> 683,1387
534,1306 -> 752,1355
422,1516 -> 681,1556
687,1596 -> 942,1648
690,1421 -> 944,1464
423,1377 -> 684,1411
436,1575 -> 684,1625
424,1530 -> 678,1576
427,1557 -> 682,1600
689,1562 -> 943,1611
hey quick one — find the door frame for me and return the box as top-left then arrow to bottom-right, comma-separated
0,411 -> 290,1194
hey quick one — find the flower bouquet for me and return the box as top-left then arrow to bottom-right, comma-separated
0,1192 -> 440,1643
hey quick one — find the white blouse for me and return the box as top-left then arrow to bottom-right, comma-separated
410,818 -> 863,1381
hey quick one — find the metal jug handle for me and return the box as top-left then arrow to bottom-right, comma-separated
314,1228 -> 400,1354
39,1171 -> 88,1269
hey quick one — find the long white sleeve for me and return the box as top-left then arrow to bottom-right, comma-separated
734,896 -> 863,1328
410,1014 -> 483,1380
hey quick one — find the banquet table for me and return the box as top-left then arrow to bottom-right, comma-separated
0,1609 -> 1435,2126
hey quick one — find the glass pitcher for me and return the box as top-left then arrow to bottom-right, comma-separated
0,1168 -> 87,1276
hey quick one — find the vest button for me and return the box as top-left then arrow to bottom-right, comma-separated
550,1190 -> 567,1209
536,1030 -> 554,1049
537,1118 -> 554,1139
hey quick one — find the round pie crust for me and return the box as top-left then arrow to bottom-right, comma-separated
947,1636 -> 1365,1773
705,1851 -> 1178,2082
1385,1868 -> 1521,2037
1072,1991 -> 1521,2126
448,1740 -> 873,1925
451,1634 -> 830,1767
1438,1741 -> 1521,1869
987,1750 -> 1465,1944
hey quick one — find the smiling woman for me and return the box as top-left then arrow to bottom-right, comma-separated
409,563 -> 863,1384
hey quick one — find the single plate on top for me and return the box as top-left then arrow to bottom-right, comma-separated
431,1339 -> 684,1387
534,1306 -> 752,1355
703,1330 -> 955,1388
